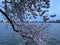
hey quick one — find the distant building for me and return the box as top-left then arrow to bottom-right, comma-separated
0,19 -> 9,22
56,20 -> 60,23
48,20 -> 60,23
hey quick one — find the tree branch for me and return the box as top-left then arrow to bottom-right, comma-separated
0,9 -> 19,32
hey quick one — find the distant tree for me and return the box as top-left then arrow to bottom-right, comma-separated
0,0 -> 56,45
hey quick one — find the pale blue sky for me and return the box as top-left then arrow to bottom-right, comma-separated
0,0 -> 60,21
49,0 -> 60,20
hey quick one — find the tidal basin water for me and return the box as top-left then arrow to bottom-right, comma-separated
0,22 -> 60,45
0,22 -> 24,45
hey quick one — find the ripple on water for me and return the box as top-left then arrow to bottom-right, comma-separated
0,22 -> 24,45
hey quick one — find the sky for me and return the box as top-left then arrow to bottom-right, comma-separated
0,0 -> 60,21
49,0 -> 60,20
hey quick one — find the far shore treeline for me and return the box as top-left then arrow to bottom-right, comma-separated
0,19 -> 60,23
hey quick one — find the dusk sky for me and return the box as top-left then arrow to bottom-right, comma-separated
0,0 -> 60,21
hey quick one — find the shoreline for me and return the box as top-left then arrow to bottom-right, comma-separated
0,22 -> 60,23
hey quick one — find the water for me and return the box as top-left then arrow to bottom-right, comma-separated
46,23 -> 60,45
0,22 -> 24,45
0,22 -> 60,45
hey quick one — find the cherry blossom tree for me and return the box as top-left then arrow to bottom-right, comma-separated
0,0 -> 56,45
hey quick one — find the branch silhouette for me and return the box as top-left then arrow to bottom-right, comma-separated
0,9 -> 19,32
0,9 -> 34,40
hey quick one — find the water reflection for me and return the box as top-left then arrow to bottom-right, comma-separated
0,22 -> 60,45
